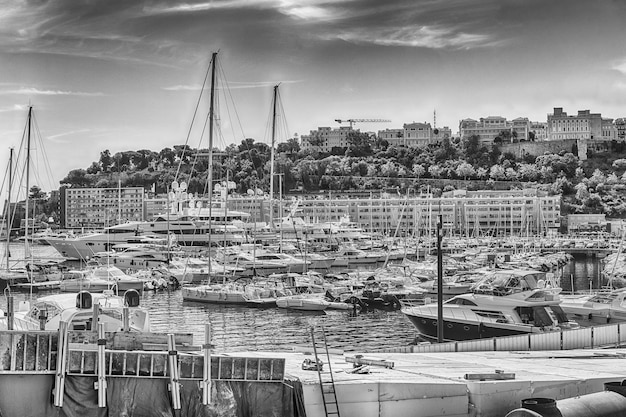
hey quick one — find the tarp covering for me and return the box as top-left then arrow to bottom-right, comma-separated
56,377 -> 298,417
60,376 -> 107,417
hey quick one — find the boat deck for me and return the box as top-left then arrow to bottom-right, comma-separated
272,347 -> 626,417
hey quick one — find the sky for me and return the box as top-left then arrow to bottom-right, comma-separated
2,0 -> 626,192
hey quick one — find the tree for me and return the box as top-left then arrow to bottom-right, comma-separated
489,165 -> 506,180
345,131 -> 373,157
455,162 -> 475,180
276,138 -> 300,154
99,150 -> 112,172
60,169 -> 93,187
575,183 -> 589,202
29,185 -> 47,200
411,163 -> 426,179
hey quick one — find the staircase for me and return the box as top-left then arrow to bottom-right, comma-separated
310,326 -> 341,417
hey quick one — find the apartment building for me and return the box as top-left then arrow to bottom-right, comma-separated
264,188 -> 560,237
61,186 -> 145,229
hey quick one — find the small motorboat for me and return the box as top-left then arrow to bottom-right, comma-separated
276,294 -> 330,311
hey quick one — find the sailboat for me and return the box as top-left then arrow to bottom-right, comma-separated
0,107 -> 64,290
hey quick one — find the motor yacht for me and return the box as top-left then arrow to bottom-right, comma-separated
559,288 -> 626,325
401,269 -> 578,342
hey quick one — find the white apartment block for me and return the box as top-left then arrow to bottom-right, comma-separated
62,186 -> 145,229
272,189 -> 559,237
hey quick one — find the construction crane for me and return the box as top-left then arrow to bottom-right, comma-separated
335,118 -> 391,129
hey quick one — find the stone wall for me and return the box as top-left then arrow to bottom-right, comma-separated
499,139 -> 585,160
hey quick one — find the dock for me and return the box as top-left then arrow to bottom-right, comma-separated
3,324 -> 626,416
284,347 -> 626,417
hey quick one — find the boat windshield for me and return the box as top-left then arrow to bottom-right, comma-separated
472,271 -> 540,295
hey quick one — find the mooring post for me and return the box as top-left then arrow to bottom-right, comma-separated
203,323 -> 212,404
97,322 -> 107,407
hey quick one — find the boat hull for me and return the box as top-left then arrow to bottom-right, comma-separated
181,287 -> 276,307
403,311 -> 535,341
276,297 -> 329,311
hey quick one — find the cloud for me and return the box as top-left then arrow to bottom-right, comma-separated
328,24 -> 501,49
47,128 -> 94,143
0,103 -> 30,113
613,59 -> 626,76
0,87 -> 104,97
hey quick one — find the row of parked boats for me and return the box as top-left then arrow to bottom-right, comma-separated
3,241 -> 626,347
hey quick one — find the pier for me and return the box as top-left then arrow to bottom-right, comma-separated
3,322 -> 626,416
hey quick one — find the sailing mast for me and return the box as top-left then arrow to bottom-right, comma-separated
24,107 -> 32,264
4,148 -> 13,270
206,51 -> 218,278
269,84 -> 278,232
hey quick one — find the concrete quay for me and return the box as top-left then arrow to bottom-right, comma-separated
265,347 -> 626,417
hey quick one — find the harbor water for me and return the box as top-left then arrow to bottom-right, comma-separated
0,244 -> 608,353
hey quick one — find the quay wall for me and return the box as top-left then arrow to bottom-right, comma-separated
303,380 -> 469,417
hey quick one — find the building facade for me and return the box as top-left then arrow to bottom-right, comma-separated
546,108 -> 615,141
300,126 -> 353,152
459,116 -> 532,145
272,189 -> 560,237
61,186 -> 145,229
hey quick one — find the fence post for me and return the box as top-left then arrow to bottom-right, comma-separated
54,321 -> 69,407
203,324 -> 212,405
167,334 -> 181,410
97,322 -> 107,407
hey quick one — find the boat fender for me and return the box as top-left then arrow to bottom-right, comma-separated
124,289 -> 141,307
76,291 -> 93,309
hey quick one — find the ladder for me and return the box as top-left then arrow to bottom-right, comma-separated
310,326 -> 340,417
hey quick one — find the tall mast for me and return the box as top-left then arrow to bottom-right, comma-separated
24,107 -> 32,260
207,51 -> 217,276
5,148 -> 13,270
269,84 -> 278,231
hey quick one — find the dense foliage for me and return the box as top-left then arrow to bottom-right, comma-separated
49,133 -> 626,218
